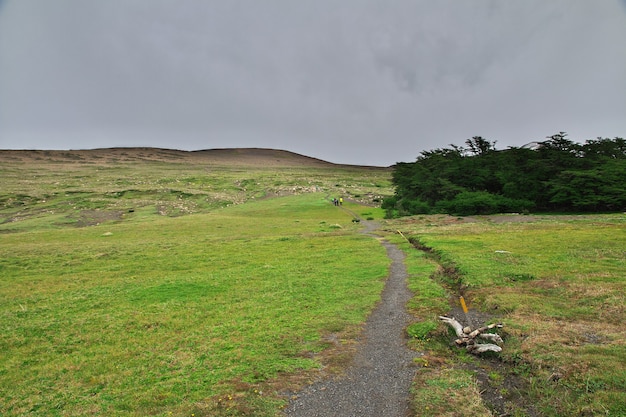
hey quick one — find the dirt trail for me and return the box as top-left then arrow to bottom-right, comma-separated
284,220 -> 417,417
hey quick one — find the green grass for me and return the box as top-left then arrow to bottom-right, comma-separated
0,158 -> 391,232
7,152 -> 625,415
0,194 -> 390,416
410,368 -> 492,417
388,214 -> 626,416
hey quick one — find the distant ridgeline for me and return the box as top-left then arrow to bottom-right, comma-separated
384,133 -> 626,216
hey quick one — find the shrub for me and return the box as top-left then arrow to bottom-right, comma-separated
436,192 -> 535,216
382,196 -> 431,217
381,196 -> 398,209
400,198 -> 431,215
436,191 -> 500,215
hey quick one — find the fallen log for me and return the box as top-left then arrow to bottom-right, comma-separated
439,316 -> 503,354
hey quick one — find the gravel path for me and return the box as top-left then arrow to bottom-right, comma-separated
284,220 -> 417,417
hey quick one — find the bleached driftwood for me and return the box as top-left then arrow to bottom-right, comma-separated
478,333 -> 504,344
439,315 -> 465,337
439,316 -> 504,354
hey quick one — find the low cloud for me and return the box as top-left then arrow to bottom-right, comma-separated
1,1 -> 625,165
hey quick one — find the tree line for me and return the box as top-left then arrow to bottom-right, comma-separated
383,133 -> 626,217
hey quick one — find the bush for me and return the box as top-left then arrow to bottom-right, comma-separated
381,196 -> 398,210
400,198 -> 431,215
436,191 -> 500,215
382,196 -> 431,217
498,197 -> 535,213
435,191 -> 536,216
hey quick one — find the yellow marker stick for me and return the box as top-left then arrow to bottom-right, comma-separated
459,296 -> 469,313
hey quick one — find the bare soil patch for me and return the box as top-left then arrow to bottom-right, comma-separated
69,209 -> 125,227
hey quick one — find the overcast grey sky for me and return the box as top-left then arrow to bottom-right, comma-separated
1,1 -> 625,165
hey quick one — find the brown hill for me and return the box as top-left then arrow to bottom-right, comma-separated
0,147 -> 385,168
190,148 -> 338,167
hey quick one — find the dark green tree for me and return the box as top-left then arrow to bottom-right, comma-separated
385,134 -> 626,217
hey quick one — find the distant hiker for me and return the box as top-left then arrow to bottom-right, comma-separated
339,197 -> 343,205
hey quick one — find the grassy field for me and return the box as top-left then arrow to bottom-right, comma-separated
0,148 -> 390,229
0,150 -> 393,416
1,193 -> 392,416
387,214 -> 626,416
2,149 -> 625,416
